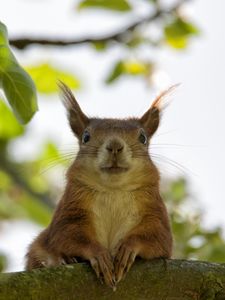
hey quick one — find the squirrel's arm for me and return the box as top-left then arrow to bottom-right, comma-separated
26,185 -> 115,287
114,193 -> 172,282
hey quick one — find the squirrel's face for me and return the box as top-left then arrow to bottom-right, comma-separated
59,82 -> 175,188
78,119 -> 149,177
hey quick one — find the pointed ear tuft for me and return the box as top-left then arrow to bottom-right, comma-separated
140,84 -> 180,136
58,80 -> 89,138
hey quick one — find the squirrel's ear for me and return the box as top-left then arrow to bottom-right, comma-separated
58,81 -> 89,138
140,85 -> 179,137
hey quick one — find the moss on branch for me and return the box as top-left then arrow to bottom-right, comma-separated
0,259 -> 225,300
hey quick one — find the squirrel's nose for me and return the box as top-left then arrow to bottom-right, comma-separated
106,139 -> 124,154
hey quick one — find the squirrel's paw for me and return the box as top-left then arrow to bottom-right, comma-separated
114,241 -> 137,283
89,250 -> 115,288
61,256 -> 78,265
40,256 -> 66,268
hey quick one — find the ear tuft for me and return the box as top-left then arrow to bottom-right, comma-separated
150,83 -> 180,111
140,84 -> 180,137
58,80 -> 89,138
58,80 -> 77,111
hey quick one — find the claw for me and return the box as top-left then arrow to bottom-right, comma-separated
114,243 -> 137,283
90,257 -> 100,278
90,251 -> 115,289
72,257 -> 78,263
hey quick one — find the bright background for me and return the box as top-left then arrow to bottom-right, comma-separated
0,0 -> 225,272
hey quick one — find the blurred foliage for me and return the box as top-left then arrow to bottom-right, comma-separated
0,100 -> 24,140
163,179 -> 225,263
84,2 -> 199,84
164,16 -> 199,49
1,0 -> 224,274
78,0 -> 131,11
106,60 -> 153,84
0,22 -> 37,124
25,63 -> 80,94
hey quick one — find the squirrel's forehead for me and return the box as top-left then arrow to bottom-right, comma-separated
88,118 -> 141,132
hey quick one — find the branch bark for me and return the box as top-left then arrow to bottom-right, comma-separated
9,0 -> 190,50
1,259 -> 225,300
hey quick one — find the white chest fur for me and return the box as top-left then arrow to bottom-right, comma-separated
92,191 -> 141,255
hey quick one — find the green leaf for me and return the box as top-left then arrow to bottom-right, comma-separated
123,61 -> 151,75
164,17 -> 199,49
105,61 -> 124,83
0,100 -> 24,140
0,21 -> 38,124
165,37 -> 188,49
125,36 -> 145,48
78,0 -> 131,11
25,63 -> 81,94
106,60 -> 153,84
91,41 -> 107,51
2,65 -> 38,124
0,22 -> 7,45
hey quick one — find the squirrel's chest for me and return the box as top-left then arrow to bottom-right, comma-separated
92,191 -> 141,255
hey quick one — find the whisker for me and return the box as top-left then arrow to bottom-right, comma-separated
154,130 -> 177,137
39,158 -> 74,175
39,155 -> 75,167
150,143 -> 205,149
40,164 -> 67,176
41,156 -> 73,165
38,148 -> 79,175
77,152 -> 98,156
151,143 -> 196,148
150,153 -> 196,176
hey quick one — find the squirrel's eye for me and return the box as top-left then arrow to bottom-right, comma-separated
139,132 -> 147,145
82,131 -> 90,144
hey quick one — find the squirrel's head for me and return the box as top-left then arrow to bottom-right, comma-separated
59,82 -> 176,190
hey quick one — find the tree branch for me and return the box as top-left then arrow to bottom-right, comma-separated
0,155 -> 55,209
9,0 -> 190,50
1,259 -> 225,299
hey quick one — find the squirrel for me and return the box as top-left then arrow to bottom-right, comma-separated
25,81 -> 173,289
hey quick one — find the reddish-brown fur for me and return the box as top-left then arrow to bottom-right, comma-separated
26,82 -> 173,288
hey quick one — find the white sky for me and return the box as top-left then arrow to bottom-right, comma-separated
1,0 -> 225,271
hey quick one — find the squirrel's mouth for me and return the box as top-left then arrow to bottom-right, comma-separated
100,166 -> 129,174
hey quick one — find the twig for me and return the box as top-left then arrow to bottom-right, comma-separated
0,158 -> 55,209
9,0 -> 189,50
